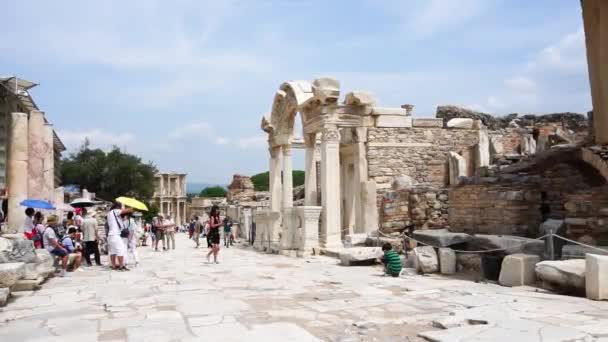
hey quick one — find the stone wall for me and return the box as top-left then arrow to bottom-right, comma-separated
379,187 -> 449,233
449,162 -> 604,237
366,127 -> 479,189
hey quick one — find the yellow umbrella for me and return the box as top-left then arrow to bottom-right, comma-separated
116,197 -> 148,211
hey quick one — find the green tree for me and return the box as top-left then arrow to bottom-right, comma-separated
250,170 -> 305,191
199,186 -> 227,198
60,141 -> 157,201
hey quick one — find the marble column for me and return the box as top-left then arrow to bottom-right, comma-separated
269,146 -> 282,211
353,128 -> 369,233
7,113 -> 29,233
320,125 -> 342,248
43,123 -> 54,200
582,0 -> 608,144
160,175 -> 164,196
28,110 -> 45,199
304,133 -> 318,206
282,144 -> 293,209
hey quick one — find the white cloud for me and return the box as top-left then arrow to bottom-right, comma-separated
58,129 -> 135,150
215,137 -> 230,146
504,76 -> 537,93
237,135 -> 267,150
411,0 -> 486,37
475,28 -> 589,114
168,122 -> 212,140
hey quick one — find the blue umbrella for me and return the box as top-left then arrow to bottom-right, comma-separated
20,199 -> 55,210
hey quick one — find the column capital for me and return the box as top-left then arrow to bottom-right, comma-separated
304,133 -> 317,147
269,145 -> 281,158
321,126 -> 340,143
282,144 -> 292,156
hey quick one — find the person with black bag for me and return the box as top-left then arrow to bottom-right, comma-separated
106,202 -> 131,271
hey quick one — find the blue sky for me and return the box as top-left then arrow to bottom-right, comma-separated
1,0 -> 590,184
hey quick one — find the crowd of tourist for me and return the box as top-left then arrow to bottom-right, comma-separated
21,203 -> 235,276
22,202 -> 145,276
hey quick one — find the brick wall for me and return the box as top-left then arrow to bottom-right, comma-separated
563,187 -> 608,245
366,127 -> 479,189
449,162 -> 602,237
379,187 -> 449,233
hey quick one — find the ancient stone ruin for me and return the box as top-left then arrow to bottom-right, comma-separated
227,174 -> 255,203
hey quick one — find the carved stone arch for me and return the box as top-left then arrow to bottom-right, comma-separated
269,81 -> 314,140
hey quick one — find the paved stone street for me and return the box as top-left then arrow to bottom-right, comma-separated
1,234 -> 608,342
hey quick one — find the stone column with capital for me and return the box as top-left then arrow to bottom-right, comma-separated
28,110 -> 45,199
282,144 -> 293,209
269,146 -> 282,211
304,133 -> 318,206
7,113 -> 29,233
320,126 -> 342,248
43,123 -> 55,201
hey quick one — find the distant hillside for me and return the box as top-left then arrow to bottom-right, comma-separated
186,182 -> 225,194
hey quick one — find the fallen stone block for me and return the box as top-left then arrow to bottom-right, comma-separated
0,288 -> 8,307
365,236 -> 403,253
414,246 -> 438,274
439,248 -> 456,275
562,244 -> 608,258
535,259 -> 585,295
0,237 -> 12,263
1,234 -> 36,263
586,253 -> 608,301
469,235 -> 544,256
344,233 -> 368,247
499,253 -> 540,287
0,262 -> 25,288
447,118 -> 474,129
456,253 -> 481,272
339,247 -> 382,266
10,277 -> 44,292
413,229 -> 471,247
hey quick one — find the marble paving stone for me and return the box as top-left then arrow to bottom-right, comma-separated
0,234 -> 607,341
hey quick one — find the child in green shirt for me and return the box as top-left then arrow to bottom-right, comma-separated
381,243 -> 402,277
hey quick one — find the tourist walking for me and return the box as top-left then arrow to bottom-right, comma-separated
106,202 -> 130,271
81,208 -> 102,266
121,212 -> 140,266
192,216 -> 202,248
223,216 -> 233,248
206,206 -> 222,264
164,214 -> 176,250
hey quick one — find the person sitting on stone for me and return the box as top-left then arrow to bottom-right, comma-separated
43,215 -> 69,277
380,243 -> 402,277
61,227 -> 83,272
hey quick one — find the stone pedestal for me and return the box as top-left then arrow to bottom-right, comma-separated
439,248 -> 456,275
7,113 -> 29,233
297,206 -> 322,255
586,253 -> 608,301
320,126 -> 342,248
28,110 -> 45,199
253,210 -> 281,253
499,254 -> 540,287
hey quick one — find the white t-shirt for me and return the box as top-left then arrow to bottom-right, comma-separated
106,209 -> 123,237
43,227 -> 58,253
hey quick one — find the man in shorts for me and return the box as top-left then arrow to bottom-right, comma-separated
43,215 -> 69,277
154,214 -> 166,251
62,227 -> 83,271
